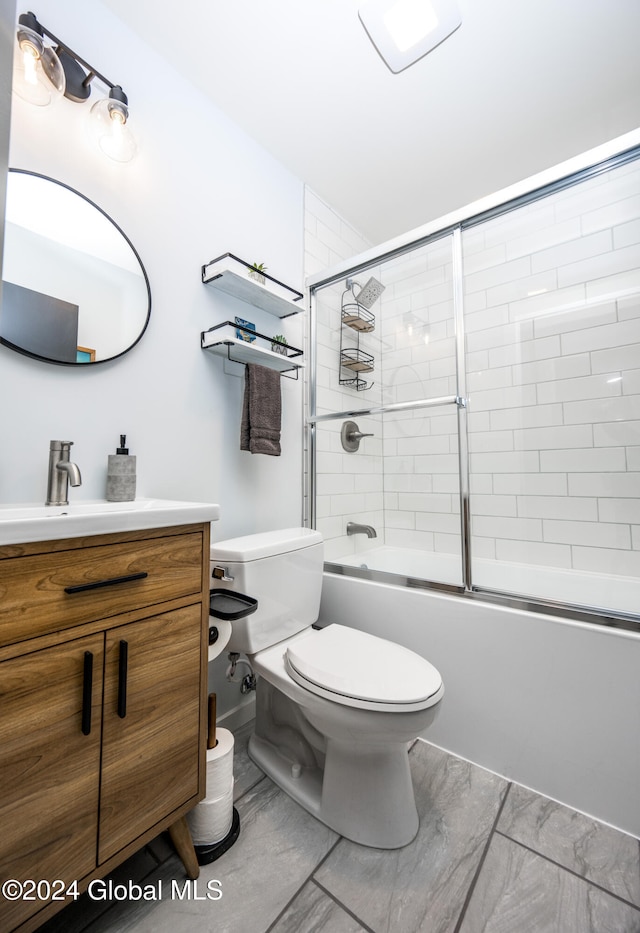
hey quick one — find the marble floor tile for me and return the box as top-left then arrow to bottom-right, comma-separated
79,778 -> 339,933
37,721 -> 268,933
34,845 -> 163,933
71,856 -> 187,933
270,881 -> 369,933
314,740 -> 509,933
458,833 -> 640,933
32,735 -> 640,933
497,782 -> 640,908
232,720 -> 266,800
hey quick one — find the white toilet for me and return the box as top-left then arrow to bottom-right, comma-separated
210,527 -> 444,849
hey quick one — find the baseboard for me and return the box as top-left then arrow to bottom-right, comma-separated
218,696 -> 256,733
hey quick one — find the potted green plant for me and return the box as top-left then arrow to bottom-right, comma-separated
248,262 -> 267,285
271,334 -> 288,355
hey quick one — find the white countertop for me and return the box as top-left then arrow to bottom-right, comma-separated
0,497 -> 220,546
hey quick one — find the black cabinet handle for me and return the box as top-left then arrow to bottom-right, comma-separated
65,572 -> 148,595
82,651 -> 93,736
117,640 -> 128,719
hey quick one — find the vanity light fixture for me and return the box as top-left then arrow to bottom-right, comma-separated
358,0 -> 461,73
13,11 -> 136,162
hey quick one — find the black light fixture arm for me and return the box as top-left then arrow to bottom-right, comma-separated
19,11 -> 128,105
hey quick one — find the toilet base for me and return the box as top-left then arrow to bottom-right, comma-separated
248,729 -> 419,849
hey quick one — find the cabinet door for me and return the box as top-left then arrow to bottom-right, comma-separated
0,633 -> 104,932
99,605 -> 202,863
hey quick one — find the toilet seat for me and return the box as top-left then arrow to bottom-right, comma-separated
284,624 -> 443,713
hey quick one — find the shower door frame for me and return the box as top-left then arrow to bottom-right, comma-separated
307,132 -> 640,633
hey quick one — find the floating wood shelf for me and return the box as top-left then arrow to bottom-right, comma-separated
202,253 -> 304,319
201,321 -> 304,376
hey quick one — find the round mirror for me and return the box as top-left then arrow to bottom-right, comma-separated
1,169 -> 151,364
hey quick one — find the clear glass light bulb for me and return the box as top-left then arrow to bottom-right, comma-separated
89,97 -> 137,163
13,25 -> 65,106
22,44 -> 39,86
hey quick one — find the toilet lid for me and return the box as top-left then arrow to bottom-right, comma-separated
285,624 -> 443,712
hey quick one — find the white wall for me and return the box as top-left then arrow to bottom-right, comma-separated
0,0 -> 13,291
2,0 -> 305,546
319,572 -> 640,839
2,0 -> 309,722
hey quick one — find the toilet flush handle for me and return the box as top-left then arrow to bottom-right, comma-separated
212,565 -> 234,582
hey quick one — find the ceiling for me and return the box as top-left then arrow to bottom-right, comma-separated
101,0 -> 640,246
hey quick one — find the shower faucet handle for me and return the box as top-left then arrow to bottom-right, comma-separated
341,420 -> 374,452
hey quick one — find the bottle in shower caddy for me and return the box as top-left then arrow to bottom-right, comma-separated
106,435 -> 136,502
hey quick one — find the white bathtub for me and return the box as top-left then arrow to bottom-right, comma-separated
338,546 -> 461,583
336,545 -> 640,617
318,565 -> 640,839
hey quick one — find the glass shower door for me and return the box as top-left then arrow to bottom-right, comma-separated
463,156 -> 640,615
311,233 -> 465,587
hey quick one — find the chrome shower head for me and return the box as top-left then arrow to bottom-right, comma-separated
352,276 -> 385,309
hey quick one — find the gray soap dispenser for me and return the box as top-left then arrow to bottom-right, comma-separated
106,435 -> 136,502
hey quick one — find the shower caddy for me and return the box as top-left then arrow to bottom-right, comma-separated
339,280 -> 375,391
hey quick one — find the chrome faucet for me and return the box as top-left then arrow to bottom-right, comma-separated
347,521 -> 377,538
46,440 -> 82,506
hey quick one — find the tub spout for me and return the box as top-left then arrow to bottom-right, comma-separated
347,522 -> 377,538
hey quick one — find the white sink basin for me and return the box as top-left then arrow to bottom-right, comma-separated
0,498 -> 220,546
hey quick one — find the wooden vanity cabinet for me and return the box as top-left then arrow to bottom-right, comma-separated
99,605 -> 202,863
0,633 -> 105,933
0,522 -> 211,933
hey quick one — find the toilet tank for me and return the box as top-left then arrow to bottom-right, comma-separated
210,528 -> 324,654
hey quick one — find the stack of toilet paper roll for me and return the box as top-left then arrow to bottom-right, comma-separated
187,728 -> 235,845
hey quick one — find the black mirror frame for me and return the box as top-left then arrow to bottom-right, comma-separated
1,168 -> 152,366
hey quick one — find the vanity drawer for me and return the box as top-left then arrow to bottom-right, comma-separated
0,532 -> 204,646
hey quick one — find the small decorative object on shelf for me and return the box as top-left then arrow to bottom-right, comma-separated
235,316 -> 256,342
202,253 -> 304,319
248,262 -> 267,285
271,334 -> 288,355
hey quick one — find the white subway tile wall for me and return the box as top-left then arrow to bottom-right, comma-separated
311,233 -> 462,573
379,234 -> 461,576
312,269 -> 384,560
307,158 -> 640,611
464,158 -> 640,598
303,188 -> 373,548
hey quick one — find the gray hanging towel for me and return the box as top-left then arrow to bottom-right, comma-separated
241,363 -> 282,456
